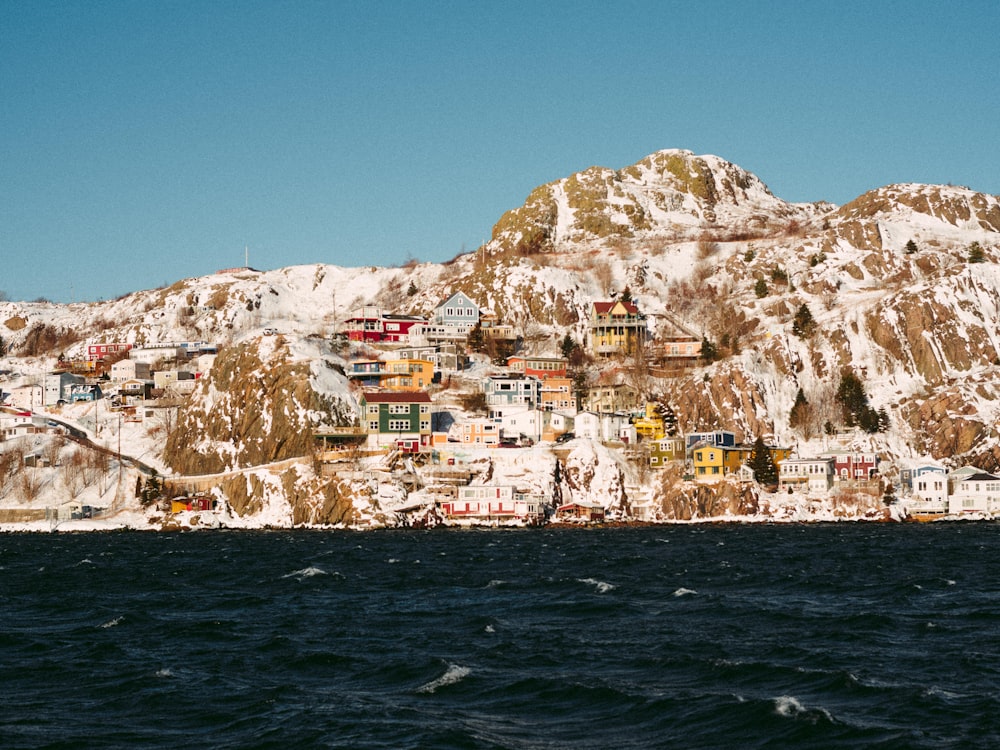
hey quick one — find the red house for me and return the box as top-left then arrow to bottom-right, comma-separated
342,307 -> 426,343
822,451 -> 880,480
87,343 -> 132,362
506,355 -> 568,380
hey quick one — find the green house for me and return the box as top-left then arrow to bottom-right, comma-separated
359,390 -> 432,452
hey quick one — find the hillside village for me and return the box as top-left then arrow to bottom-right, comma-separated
2,149 -> 1000,530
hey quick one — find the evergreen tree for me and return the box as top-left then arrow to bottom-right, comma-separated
904,239 -> 918,255
754,279 -> 768,298
700,336 -> 719,363
789,388 -> 810,429
661,403 -> 678,436
619,286 -> 633,303
836,371 -> 870,427
406,281 -> 418,296
560,333 -> 578,360
749,436 -> 778,487
859,406 -> 880,434
467,322 -> 485,353
792,304 -> 816,338
877,407 -> 891,432
968,241 -> 986,263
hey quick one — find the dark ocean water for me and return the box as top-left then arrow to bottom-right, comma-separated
2,524 -> 999,749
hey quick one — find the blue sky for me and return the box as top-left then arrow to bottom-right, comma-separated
2,1 -> 998,303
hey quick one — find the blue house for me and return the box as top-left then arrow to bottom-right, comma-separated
432,292 -> 480,327
685,430 -> 737,451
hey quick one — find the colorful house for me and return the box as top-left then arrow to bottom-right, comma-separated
381,359 -> 434,391
484,374 -> 541,411
589,300 -> 649,356
432,291 -> 480,326
87,342 -> 132,362
507,355 -> 568,380
448,418 -> 500,446
822,451 -> 880,481
439,485 -> 545,523
649,436 -> 685,469
581,382 -> 640,414
556,501 -> 605,522
632,402 -> 666,441
685,430 -> 737,452
359,391 -> 432,452
341,306 -> 426,343
539,377 -> 574,412
692,444 -> 749,481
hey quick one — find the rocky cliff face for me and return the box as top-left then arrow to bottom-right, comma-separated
163,336 -> 355,475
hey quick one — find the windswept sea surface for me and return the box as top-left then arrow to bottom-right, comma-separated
2,524 -> 999,749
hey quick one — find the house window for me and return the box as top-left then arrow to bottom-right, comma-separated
388,419 -> 410,431
368,420 -> 378,431
389,404 -> 409,414
367,405 -> 378,414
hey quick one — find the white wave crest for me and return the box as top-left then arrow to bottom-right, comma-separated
99,616 -> 124,629
282,566 -> 329,579
155,668 -> 173,678
578,577 -> 615,593
672,587 -> 698,597
75,558 -> 94,566
486,579 -> 505,588
417,664 -> 470,694
484,624 -> 495,633
773,695 -> 834,723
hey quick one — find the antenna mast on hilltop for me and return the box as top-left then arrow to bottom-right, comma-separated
245,244 -> 249,269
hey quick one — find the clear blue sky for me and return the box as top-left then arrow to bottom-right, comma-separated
2,0 -> 997,303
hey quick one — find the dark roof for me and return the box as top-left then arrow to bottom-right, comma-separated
962,472 -> 1000,482
361,391 -> 431,404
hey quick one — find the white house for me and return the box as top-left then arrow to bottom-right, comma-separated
7,384 -> 43,411
907,463 -> 948,510
43,373 -> 84,406
948,471 -> 1000,515
111,360 -> 151,383
130,346 -> 186,365
778,457 -> 835,493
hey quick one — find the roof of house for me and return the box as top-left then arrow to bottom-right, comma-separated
593,300 -> 640,315
361,391 -> 431,404
959,472 -> 1000,483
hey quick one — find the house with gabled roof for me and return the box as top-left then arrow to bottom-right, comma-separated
589,300 -> 649,356
432,291 -> 480,326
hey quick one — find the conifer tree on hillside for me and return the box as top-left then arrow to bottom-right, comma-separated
905,239 -> 918,254
968,241 -> 986,263
661,403 -> 678,436
749,436 -> 778,487
836,371 -> 881,433
467,322 -> 485,353
700,336 -> 719,363
792,304 -> 816,338
754,279 -> 768,298
789,388 -> 811,430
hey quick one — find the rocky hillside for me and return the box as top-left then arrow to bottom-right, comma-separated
4,148 -> 1000,525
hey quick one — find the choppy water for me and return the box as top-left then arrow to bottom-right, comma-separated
2,524 -> 999,749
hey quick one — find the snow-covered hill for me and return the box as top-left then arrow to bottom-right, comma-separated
2,149 -> 1000,529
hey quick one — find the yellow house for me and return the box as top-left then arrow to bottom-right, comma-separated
633,402 -> 666,441
589,300 -> 649,356
692,442 -> 793,483
381,359 -> 434,391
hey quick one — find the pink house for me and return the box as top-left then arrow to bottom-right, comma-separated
87,343 -> 132,362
